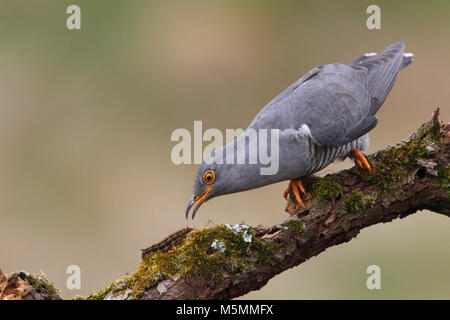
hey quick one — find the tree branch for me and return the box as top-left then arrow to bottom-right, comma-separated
1,109 -> 449,300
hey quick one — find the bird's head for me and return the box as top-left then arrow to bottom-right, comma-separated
185,162 -> 222,219
185,138 -> 279,219
185,159 -> 270,219
185,145 -> 247,219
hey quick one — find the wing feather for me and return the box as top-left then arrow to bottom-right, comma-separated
249,41 -> 412,148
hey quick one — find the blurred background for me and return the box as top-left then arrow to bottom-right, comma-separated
0,0 -> 449,299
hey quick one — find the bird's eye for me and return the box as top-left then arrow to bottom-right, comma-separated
202,170 -> 216,185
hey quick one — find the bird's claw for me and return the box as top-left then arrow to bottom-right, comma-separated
282,183 -> 292,201
352,149 -> 372,174
283,179 -> 308,209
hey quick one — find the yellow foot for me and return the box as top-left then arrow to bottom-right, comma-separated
352,148 -> 372,174
283,179 -> 308,209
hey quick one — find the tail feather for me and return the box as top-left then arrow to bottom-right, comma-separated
351,51 -> 413,70
350,41 -> 413,115
401,52 -> 414,69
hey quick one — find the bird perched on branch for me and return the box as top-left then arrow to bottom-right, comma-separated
186,41 -> 413,219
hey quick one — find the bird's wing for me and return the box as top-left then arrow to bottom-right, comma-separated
290,63 -> 376,147
249,65 -> 324,120
250,41 -> 409,147
349,40 -> 408,114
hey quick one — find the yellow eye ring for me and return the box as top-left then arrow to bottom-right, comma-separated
202,170 -> 216,185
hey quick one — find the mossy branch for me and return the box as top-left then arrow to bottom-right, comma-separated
1,109 -> 449,300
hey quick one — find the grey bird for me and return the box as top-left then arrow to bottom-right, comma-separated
186,41 -> 413,219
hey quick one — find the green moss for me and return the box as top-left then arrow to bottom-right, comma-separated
110,224 -> 276,298
28,273 -> 59,298
286,175 -> 342,206
282,219 -> 306,232
8,272 -> 60,299
86,281 -> 117,300
342,189 -> 378,214
438,167 -> 450,197
315,179 -> 343,202
292,175 -> 342,204
301,175 -> 322,193
361,119 -> 442,192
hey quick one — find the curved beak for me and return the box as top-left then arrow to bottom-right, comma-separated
185,187 -> 213,219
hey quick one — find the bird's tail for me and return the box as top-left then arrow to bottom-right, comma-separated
401,52 -> 414,69
350,41 -> 413,114
351,49 -> 413,71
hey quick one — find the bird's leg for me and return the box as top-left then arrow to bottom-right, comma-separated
291,181 -> 304,208
352,149 -> 372,174
283,179 -> 307,208
294,179 -> 307,195
282,183 -> 292,201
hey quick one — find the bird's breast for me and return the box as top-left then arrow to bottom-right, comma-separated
277,132 -> 369,178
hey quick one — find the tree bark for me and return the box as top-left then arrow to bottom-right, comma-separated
1,109 -> 449,300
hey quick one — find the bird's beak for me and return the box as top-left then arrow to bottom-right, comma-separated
185,187 -> 213,219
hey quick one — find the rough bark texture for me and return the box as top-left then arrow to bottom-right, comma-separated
1,109 -> 449,300
0,271 -> 61,300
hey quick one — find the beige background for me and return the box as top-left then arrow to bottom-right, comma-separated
0,0 -> 449,299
